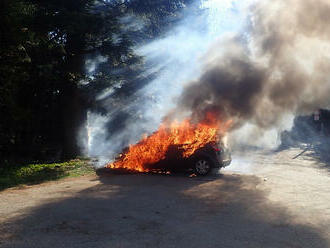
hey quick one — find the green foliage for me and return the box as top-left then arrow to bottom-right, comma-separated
0,0 -> 131,162
0,0 -> 196,165
0,159 -> 94,190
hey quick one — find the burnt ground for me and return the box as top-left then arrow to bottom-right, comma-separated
1,148 -> 330,248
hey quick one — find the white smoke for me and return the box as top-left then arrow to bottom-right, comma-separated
84,0 -> 256,165
87,0 -> 319,166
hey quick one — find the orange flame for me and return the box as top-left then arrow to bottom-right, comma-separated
106,112 -> 232,172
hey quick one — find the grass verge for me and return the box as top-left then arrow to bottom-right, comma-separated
0,159 -> 95,190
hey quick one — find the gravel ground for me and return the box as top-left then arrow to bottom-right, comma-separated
1,147 -> 330,248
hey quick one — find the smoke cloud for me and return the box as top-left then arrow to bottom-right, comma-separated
87,0 -> 330,162
175,0 -> 330,132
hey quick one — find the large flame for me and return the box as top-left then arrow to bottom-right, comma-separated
106,112 -> 232,172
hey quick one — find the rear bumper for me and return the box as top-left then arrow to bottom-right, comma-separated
212,158 -> 231,168
213,149 -> 232,168
221,159 -> 232,167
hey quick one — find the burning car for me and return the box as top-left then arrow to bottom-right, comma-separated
190,141 -> 231,175
105,140 -> 231,176
105,112 -> 232,176
147,141 -> 231,175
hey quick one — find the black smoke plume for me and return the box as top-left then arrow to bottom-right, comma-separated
175,0 -> 330,130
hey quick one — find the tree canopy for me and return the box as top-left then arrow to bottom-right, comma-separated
0,0 -> 197,166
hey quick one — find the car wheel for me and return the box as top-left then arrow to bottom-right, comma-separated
194,158 -> 212,176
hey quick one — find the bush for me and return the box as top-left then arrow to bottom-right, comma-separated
0,160 -> 94,190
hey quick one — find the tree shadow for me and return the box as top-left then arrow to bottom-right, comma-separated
279,131 -> 330,170
277,114 -> 330,170
303,138 -> 330,170
0,173 -> 328,248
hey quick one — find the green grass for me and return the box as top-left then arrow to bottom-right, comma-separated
0,159 -> 95,190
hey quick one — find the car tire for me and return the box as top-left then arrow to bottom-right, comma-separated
194,157 -> 212,176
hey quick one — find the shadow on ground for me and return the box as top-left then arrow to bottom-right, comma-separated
304,139 -> 330,167
279,133 -> 330,170
0,173 -> 328,248
277,114 -> 330,170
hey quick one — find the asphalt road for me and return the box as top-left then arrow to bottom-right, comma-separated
1,147 -> 330,248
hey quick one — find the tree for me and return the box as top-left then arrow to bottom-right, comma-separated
0,0 -> 199,165
0,0 -> 132,163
